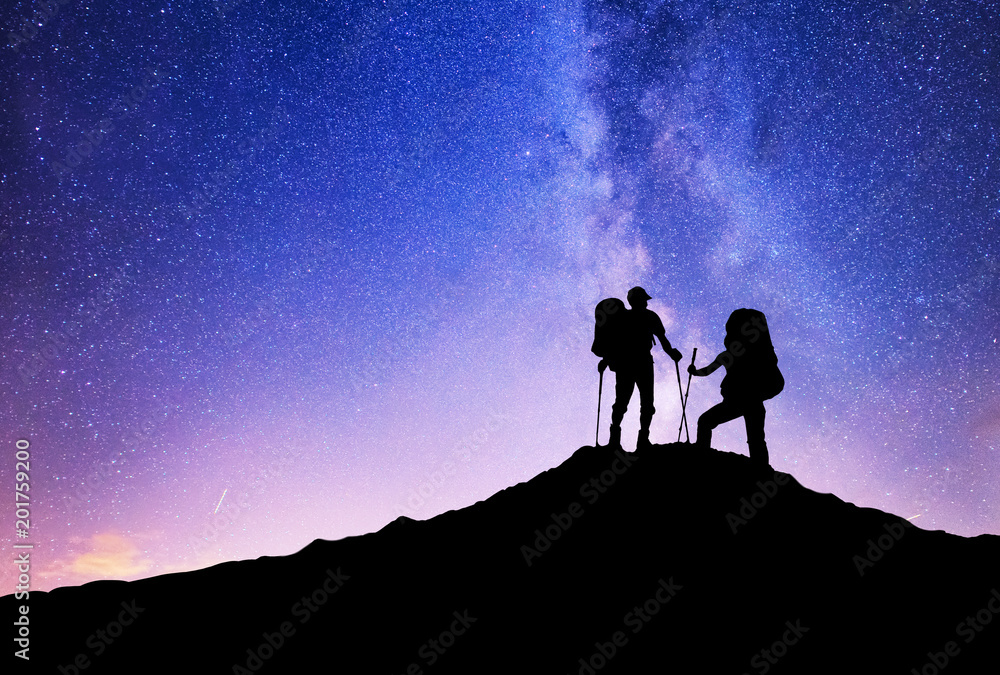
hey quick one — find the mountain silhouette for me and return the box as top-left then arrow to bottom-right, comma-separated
6,443 -> 999,673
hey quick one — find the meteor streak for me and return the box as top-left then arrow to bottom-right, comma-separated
215,488 -> 228,514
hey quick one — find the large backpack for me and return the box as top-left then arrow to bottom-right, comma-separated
720,308 -> 784,401
591,298 -> 627,371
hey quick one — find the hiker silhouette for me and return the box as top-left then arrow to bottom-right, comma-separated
592,287 -> 682,449
688,308 -> 784,468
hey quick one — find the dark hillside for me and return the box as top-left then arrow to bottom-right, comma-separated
6,443 -> 999,673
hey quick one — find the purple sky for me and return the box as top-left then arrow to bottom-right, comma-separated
1,0 -> 998,593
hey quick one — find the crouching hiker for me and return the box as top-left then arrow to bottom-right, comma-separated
687,308 -> 783,469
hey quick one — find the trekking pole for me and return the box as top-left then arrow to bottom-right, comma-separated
678,348 -> 697,442
596,367 -> 604,446
674,358 -> 685,442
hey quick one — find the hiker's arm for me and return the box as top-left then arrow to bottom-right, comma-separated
657,331 -> 670,351
664,340 -> 682,362
656,330 -> 682,362
688,352 -> 725,377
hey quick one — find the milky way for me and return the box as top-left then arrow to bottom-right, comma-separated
1,0 -> 997,592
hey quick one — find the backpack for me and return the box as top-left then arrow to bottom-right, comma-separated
720,308 -> 784,401
591,298 -> 627,371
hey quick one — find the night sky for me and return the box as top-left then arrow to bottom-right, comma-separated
1,0 -> 998,593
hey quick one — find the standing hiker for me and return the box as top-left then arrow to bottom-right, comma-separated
594,287 -> 682,450
687,308 -> 784,469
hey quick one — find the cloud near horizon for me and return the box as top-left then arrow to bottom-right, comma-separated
40,533 -> 154,585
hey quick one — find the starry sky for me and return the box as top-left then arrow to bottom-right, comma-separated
1,0 -> 997,593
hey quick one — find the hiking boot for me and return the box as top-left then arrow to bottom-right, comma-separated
608,424 -> 622,448
748,441 -> 770,471
636,429 -> 651,450
695,426 -> 712,451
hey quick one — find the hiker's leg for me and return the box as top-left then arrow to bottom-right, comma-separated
696,398 -> 741,450
610,368 -> 635,445
636,358 -> 655,445
611,368 -> 635,426
744,400 -> 768,467
608,423 -> 622,447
